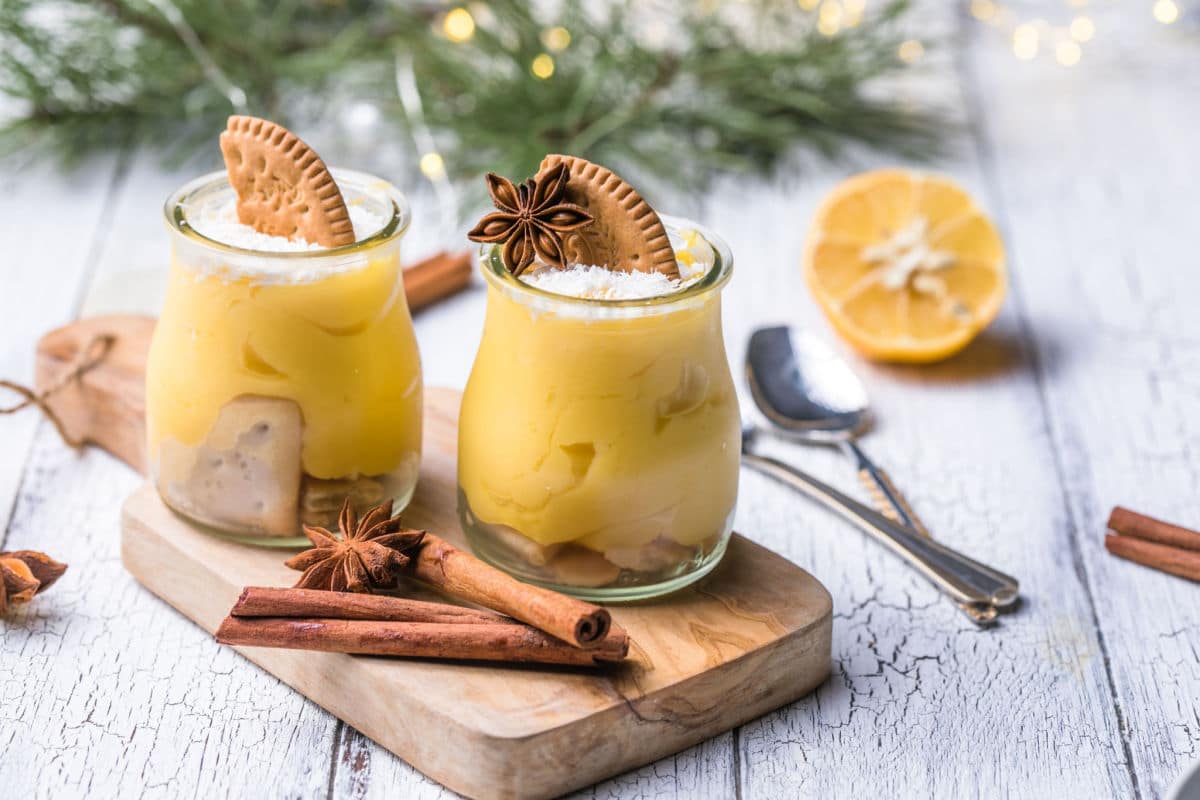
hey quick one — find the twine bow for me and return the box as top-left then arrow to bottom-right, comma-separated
0,334 -> 116,448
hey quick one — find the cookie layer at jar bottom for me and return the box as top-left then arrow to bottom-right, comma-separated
152,394 -> 419,544
459,491 -> 735,601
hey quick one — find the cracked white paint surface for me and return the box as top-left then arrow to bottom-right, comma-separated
2,4 -> 1198,798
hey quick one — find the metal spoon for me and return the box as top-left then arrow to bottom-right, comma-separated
742,325 -> 1017,624
745,326 -> 926,532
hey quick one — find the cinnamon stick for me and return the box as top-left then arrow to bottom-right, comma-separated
402,250 -> 472,312
1107,506 -> 1200,552
215,616 -> 628,667
231,586 -> 511,625
1104,534 -> 1200,582
412,533 -> 614,649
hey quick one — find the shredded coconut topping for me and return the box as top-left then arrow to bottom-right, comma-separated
187,196 -> 387,252
521,265 -> 685,300
518,226 -> 717,299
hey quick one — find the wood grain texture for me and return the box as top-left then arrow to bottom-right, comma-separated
964,11 -> 1200,798
327,720 -> 738,800
35,315 -> 154,474
121,389 -> 833,800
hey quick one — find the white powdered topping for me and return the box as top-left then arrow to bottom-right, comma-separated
521,265 -> 684,300
187,196 -> 387,252
519,226 -> 717,300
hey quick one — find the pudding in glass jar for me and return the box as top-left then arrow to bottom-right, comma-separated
458,220 -> 739,600
147,168 -> 421,545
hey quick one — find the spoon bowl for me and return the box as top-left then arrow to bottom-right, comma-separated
745,326 -> 871,444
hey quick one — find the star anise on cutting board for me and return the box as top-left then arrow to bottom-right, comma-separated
1,550 -> 67,616
285,499 -> 426,593
467,161 -> 594,276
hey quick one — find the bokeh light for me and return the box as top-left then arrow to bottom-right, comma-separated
419,152 -> 446,180
1055,40 -> 1081,66
1012,23 -> 1038,60
818,0 -> 843,36
443,8 -> 475,43
843,0 -> 865,27
531,53 -> 555,79
1069,15 -> 1095,41
970,0 -> 996,22
541,26 -> 571,52
1153,0 -> 1179,24
898,40 -> 924,64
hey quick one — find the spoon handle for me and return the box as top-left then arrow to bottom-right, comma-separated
847,445 -> 931,536
853,462 -> 1003,624
741,452 -> 1020,612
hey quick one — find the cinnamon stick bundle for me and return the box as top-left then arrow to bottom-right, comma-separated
1104,506 -> 1200,582
232,586 -> 510,625
1108,507 -> 1200,552
284,498 -> 623,652
216,616 -> 628,667
412,533 -> 614,649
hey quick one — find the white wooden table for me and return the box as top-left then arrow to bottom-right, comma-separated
3,6 -> 1199,797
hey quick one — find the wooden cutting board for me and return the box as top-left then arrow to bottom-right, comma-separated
48,317 -> 832,800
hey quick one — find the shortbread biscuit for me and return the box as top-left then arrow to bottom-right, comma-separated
537,154 -> 678,278
219,116 -> 354,248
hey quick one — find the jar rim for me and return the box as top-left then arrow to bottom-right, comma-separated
477,214 -> 733,309
163,168 -> 412,260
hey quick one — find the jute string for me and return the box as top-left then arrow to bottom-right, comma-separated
0,334 -> 116,448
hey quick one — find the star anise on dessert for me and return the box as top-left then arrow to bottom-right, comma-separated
285,499 -> 426,593
467,162 -> 594,276
1,550 -> 67,616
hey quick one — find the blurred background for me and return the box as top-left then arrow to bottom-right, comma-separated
3,0 -> 1195,386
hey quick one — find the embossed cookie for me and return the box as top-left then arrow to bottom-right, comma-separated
219,116 -> 354,248
537,155 -> 678,278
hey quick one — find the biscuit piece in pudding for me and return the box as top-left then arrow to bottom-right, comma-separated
544,546 -> 622,588
605,537 -> 696,573
300,475 -> 387,528
157,396 -> 303,537
486,523 -> 565,567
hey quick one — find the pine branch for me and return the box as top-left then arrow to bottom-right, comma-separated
0,0 -> 947,190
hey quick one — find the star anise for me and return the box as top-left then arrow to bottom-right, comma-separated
285,499 -> 426,593
1,550 -> 67,616
467,162 -> 594,276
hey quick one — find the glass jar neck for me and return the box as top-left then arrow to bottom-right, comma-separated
164,168 -> 410,284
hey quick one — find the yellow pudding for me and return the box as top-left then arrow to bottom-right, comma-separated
147,170 -> 422,543
458,219 -> 738,599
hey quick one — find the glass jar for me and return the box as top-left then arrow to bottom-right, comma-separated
147,169 -> 422,546
457,217 -> 739,600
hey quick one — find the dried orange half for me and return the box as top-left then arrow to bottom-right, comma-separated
802,169 -> 1007,363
